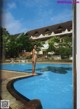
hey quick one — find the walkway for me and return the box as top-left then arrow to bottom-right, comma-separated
1,70 -> 32,109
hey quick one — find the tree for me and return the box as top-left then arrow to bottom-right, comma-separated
5,33 -> 44,58
1,27 -> 10,60
47,36 -> 72,59
6,34 -> 33,58
47,37 -> 60,54
1,28 -> 48,59
58,36 -> 72,59
6,36 -> 18,58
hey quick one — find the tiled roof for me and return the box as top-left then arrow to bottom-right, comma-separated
26,21 -> 72,36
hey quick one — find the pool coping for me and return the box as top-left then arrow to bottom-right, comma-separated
7,74 -> 43,109
2,61 -> 72,65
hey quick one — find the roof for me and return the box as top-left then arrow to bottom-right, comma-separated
31,31 -> 72,41
26,21 -> 72,36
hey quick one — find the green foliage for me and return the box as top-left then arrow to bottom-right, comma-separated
2,28 -> 10,60
5,34 -> 33,58
47,36 -> 72,59
16,34 -> 32,52
2,29 -> 43,58
59,46 -> 72,59
47,37 -> 59,53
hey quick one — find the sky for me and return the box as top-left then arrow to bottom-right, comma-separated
2,0 -> 73,34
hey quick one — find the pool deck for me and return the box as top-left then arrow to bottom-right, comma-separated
1,70 -> 33,109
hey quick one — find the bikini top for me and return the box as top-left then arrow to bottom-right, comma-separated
34,50 -> 37,55
31,50 -> 37,55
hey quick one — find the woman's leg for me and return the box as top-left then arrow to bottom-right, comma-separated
32,61 -> 36,75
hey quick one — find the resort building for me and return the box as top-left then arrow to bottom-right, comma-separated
25,21 -> 72,57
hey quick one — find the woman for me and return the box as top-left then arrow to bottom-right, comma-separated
32,45 -> 37,75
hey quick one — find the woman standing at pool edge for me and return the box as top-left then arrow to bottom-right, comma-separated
32,45 -> 37,75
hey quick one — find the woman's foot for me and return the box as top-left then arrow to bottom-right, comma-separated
32,73 -> 36,76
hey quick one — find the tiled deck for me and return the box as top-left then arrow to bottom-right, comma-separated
1,70 -> 32,109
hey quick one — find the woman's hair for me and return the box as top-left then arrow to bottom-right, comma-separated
33,45 -> 37,48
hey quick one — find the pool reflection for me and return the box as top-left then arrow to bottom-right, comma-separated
26,66 -> 72,74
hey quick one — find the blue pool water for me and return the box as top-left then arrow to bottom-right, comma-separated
2,63 -> 73,109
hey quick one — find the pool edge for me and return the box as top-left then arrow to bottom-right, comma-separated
7,74 -> 42,109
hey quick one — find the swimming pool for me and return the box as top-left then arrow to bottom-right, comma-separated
2,63 -> 73,109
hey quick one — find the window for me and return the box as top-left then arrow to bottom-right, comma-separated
34,31 -> 39,36
54,25 -> 63,34
45,29 -> 51,35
